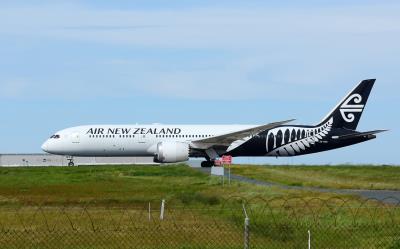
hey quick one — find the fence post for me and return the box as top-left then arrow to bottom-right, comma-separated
243,203 -> 250,249
160,199 -> 165,220
148,202 -> 151,221
308,230 -> 311,249
228,163 -> 231,185
244,217 -> 250,249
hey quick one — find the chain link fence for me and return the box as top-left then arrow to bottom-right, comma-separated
0,197 -> 400,248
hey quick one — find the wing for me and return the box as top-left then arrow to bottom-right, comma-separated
191,119 -> 295,150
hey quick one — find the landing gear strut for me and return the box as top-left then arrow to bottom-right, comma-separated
201,160 -> 214,168
67,156 -> 75,167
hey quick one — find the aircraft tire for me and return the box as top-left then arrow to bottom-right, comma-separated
201,161 -> 213,168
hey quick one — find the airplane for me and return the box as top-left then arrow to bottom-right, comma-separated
42,79 -> 386,167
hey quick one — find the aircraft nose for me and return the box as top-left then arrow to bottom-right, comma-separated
41,141 -> 49,152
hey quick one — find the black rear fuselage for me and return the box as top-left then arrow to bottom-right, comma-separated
228,79 -> 380,158
229,123 -> 375,157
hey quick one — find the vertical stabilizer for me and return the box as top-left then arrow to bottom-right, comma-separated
318,79 -> 375,130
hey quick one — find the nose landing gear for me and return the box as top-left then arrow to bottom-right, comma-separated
66,156 -> 75,167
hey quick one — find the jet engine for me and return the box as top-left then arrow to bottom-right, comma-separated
155,141 -> 190,163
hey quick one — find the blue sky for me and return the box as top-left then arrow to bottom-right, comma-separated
0,1 -> 398,164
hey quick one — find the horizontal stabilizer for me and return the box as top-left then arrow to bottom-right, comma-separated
333,130 -> 388,140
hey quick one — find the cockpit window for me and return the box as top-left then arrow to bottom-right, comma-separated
50,135 -> 60,139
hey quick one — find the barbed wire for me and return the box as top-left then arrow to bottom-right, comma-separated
0,196 -> 399,232
0,197 -> 400,249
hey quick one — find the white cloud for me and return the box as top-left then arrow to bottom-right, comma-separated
0,3 -> 399,49
0,2 -> 399,101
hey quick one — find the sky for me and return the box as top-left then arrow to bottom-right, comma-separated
0,0 -> 399,165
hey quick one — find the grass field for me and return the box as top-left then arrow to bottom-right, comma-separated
231,164 -> 400,190
0,164 -> 353,207
0,164 -> 399,248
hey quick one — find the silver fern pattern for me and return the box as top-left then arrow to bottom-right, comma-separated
266,117 -> 333,156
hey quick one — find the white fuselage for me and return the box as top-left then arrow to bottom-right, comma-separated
41,79 -> 382,164
41,124 -> 255,157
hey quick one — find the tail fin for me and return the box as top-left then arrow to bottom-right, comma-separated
318,79 -> 375,130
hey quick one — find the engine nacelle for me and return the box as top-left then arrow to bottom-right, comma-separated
155,141 -> 189,163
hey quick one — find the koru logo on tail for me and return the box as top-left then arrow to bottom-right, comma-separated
340,94 -> 364,122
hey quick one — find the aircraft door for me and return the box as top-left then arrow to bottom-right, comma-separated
135,134 -> 148,153
137,134 -> 147,144
71,133 -> 80,144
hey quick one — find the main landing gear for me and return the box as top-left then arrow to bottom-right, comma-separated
201,160 -> 215,168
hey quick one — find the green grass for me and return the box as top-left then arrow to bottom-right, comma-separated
0,164 -> 356,207
231,164 -> 400,190
0,164 -> 399,248
0,164 -> 213,206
